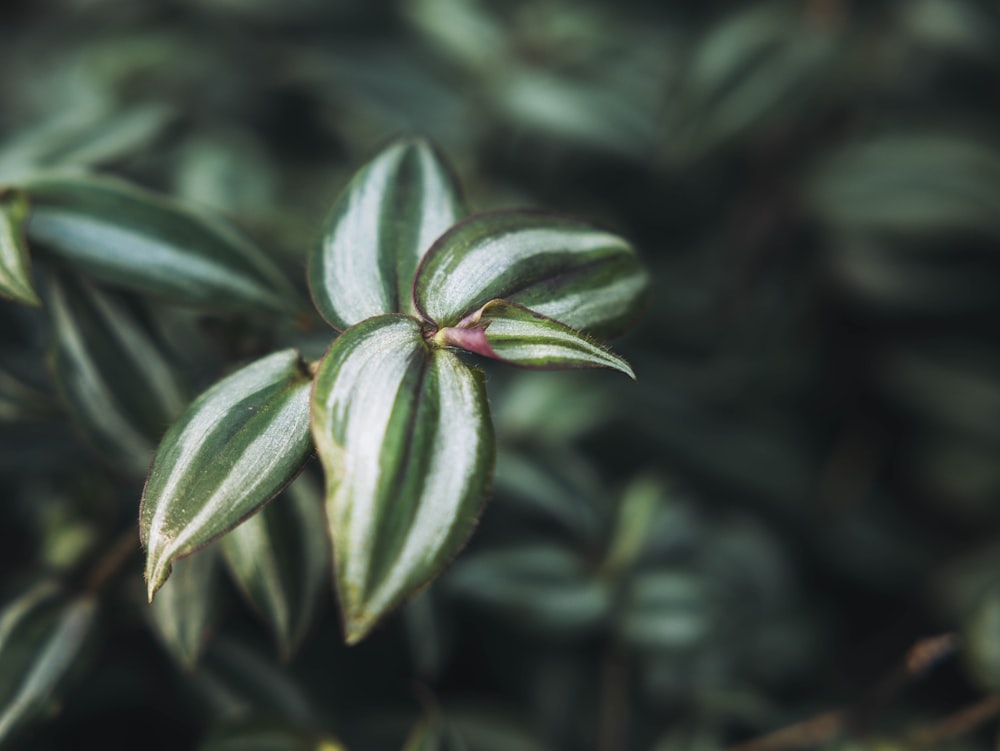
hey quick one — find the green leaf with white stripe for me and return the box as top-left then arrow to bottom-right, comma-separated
150,548 -> 224,670
0,189 -> 41,307
308,138 -> 466,330
141,349 -> 314,600
311,315 -> 494,644
221,472 -> 329,660
0,582 -> 98,744
46,274 -> 188,475
22,174 -> 299,313
435,299 -> 635,378
414,211 -> 648,339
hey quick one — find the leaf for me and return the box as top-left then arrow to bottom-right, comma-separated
445,544 -> 611,634
434,299 -> 634,378
0,189 -> 41,306
617,570 -> 712,651
413,211 -> 647,339
310,315 -> 493,644
199,718 -> 346,751
308,137 -> 466,331
0,582 -> 97,743
149,549 -> 224,670
46,274 -> 188,475
22,173 -> 299,313
221,471 -> 329,660
141,349 -> 314,599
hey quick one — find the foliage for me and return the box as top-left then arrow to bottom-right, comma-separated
3,0 -> 1000,749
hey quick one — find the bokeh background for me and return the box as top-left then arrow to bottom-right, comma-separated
3,0 -> 1000,749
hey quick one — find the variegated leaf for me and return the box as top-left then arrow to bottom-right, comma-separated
141,349 -> 314,599
308,138 -> 466,330
150,548 -> 224,670
311,315 -> 493,644
434,299 -> 634,378
221,472 -> 329,660
0,582 -> 97,743
0,189 -> 41,306
413,211 -> 648,339
46,274 -> 188,475
22,174 -> 299,313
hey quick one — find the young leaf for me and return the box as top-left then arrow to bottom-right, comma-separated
21,174 -> 299,313
414,211 -> 648,339
141,349 -> 314,599
0,189 -> 41,306
311,315 -> 494,644
221,472 -> 329,660
46,274 -> 188,475
0,582 -> 97,743
149,549 -> 224,670
308,138 -> 465,330
434,299 -> 635,378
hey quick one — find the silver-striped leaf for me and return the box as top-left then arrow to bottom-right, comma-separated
46,274 -> 188,475
0,582 -> 97,744
0,189 -> 41,307
221,472 -> 329,660
413,211 -> 648,339
311,315 -> 494,644
435,299 -> 634,378
22,173 -> 299,313
308,138 -> 466,330
149,548 -> 224,670
141,349 -> 314,599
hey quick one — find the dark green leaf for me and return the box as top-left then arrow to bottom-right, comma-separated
434,299 -> 634,378
141,349 -> 314,599
221,472 -> 329,660
0,582 -> 97,743
22,174 -> 299,313
46,274 -> 188,475
617,570 -> 711,651
199,718 -> 346,751
150,549 -> 224,670
308,138 -> 465,330
413,211 -> 647,339
0,189 -> 41,307
311,315 -> 494,643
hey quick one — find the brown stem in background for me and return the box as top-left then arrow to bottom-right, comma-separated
596,645 -> 629,751
909,695 -> 1000,749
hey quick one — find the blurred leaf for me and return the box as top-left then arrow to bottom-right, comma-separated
308,137 -> 466,330
601,475 -> 663,575
403,586 -> 450,680
46,274 -> 188,475
808,134 -> 1000,239
617,570 -> 712,651
150,548 -> 224,670
23,174 -> 300,313
0,366 -> 54,422
446,543 -> 610,635
141,349 -> 314,599
961,581 -> 1000,692
0,189 -> 41,307
492,370 -> 613,444
0,582 -> 97,744
311,315 -> 493,644
434,299 -> 634,378
414,211 -> 648,339
175,131 -> 278,218
897,0 -> 1000,63
199,717 -> 345,751
191,637 -> 321,729
404,706 -> 551,751
222,472 -> 329,661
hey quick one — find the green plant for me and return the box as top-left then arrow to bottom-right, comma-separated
0,136 -> 646,744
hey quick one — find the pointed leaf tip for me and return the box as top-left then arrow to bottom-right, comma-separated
0,189 -> 42,307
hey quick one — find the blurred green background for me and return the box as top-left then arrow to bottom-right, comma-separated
3,0 -> 1000,749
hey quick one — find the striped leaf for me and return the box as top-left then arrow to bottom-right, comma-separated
22,174 -> 299,313
221,472 -> 329,660
0,582 -> 97,744
308,138 -> 466,330
141,349 -> 314,599
0,189 -> 41,306
413,211 -> 648,339
311,315 -> 494,644
435,299 -> 635,378
46,274 -> 188,475
150,549 -> 224,670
